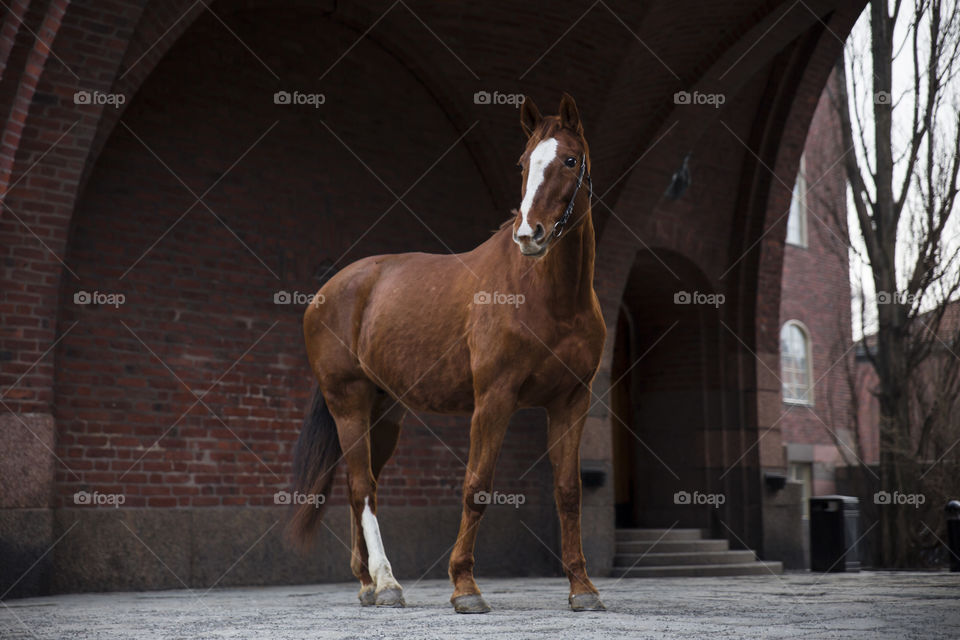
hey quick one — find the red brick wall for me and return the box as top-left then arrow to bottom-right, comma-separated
853,361 -> 880,464
779,71 -> 859,482
51,9 -> 553,510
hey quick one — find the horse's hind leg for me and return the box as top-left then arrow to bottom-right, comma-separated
369,390 -> 405,479
350,391 -> 405,606
329,381 -> 404,607
320,380 -> 375,602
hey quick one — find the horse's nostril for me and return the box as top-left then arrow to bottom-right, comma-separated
533,223 -> 545,241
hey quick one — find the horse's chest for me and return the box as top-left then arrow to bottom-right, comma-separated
518,319 -> 603,403
536,333 -> 600,379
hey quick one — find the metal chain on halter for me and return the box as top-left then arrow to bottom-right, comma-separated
553,153 -> 591,238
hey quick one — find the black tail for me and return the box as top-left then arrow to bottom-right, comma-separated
286,386 -> 342,551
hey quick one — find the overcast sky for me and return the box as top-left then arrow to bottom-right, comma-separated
839,3 -> 960,340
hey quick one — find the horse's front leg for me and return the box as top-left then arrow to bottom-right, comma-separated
448,390 -> 515,614
547,391 -> 606,611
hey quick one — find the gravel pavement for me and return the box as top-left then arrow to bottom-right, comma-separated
2,572 -> 958,639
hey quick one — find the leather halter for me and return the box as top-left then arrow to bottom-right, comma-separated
553,153 -> 592,238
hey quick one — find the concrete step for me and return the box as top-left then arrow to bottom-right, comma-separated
614,528 -> 706,542
611,561 -> 783,578
613,550 -> 757,567
615,539 -> 730,554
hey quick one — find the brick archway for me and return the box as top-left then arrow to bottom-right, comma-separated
586,2 -> 863,552
1,0 -> 868,596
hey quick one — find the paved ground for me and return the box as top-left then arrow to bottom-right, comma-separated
2,572 -> 958,639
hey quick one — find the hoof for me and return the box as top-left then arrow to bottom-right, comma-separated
569,592 -> 606,612
452,593 -> 491,614
358,584 -> 376,607
375,587 -> 405,607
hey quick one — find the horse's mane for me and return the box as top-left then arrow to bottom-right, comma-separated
494,210 -> 518,233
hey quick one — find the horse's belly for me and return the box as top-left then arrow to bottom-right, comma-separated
383,346 -> 474,413
395,368 -> 475,414
358,309 -> 475,414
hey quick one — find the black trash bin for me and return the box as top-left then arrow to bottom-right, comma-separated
946,500 -> 960,572
810,495 -> 861,572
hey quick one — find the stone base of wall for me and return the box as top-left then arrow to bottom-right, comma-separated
1,411 -> 58,599
0,504 -> 581,598
761,479 -> 807,569
0,508 -> 55,598
0,414 -> 56,511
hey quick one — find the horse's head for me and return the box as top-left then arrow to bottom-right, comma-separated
512,93 -> 591,258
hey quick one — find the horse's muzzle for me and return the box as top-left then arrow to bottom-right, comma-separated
512,228 -> 549,257
520,243 -> 547,257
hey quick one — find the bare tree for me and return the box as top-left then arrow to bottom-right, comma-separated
829,0 -> 960,567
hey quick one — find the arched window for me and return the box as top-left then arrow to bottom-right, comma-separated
780,321 -> 813,405
786,155 -> 807,247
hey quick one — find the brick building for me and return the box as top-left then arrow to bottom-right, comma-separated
1,0 -> 866,596
776,70 -> 865,566
778,69 -> 863,497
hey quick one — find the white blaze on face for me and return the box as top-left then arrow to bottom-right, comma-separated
361,496 -> 401,590
518,137 -> 559,238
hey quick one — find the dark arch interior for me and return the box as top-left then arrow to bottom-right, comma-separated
611,249 -> 724,530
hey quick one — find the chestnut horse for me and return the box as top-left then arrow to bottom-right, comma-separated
289,93 -> 606,613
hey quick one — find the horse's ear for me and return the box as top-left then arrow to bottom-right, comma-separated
558,92 -> 583,134
520,97 -> 542,138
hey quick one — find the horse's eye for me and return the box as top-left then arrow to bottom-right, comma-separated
565,157 -> 577,167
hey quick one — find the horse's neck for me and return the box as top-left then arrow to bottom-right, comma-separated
519,210 -> 596,311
